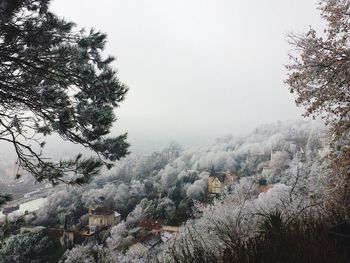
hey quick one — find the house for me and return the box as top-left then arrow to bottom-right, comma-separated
129,222 -> 178,255
88,207 -> 121,234
129,233 -> 161,256
160,226 -> 179,242
129,242 -> 149,256
208,176 -> 223,194
208,167 -> 237,194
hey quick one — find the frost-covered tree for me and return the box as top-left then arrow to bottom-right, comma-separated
62,244 -> 114,263
286,0 -> 350,207
269,151 -> 290,171
0,232 -> 60,263
0,0 -> 129,186
286,0 -> 350,140
106,221 -> 134,251
126,198 -> 155,225
33,188 -> 85,226
30,120 -> 329,229
62,245 -> 94,263
162,177 -> 327,263
186,179 -> 206,200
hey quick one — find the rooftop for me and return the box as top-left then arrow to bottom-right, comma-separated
89,207 -> 114,216
139,219 -> 162,230
140,233 -> 161,249
161,226 -> 179,232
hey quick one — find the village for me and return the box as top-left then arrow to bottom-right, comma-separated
0,166 -> 273,258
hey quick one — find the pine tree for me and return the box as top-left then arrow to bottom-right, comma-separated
0,0 -> 129,186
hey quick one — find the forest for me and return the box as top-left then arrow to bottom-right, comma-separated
0,0 -> 350,262
0,120 -> 337,262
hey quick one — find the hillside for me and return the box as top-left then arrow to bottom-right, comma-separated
13,120 -> 341,262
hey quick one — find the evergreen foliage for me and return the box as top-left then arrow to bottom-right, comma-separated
0,232 -> 62,263
0,0 -> 129,185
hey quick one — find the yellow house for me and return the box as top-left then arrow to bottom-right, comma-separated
208,176 -> 224,194
208,167 -> 237,194
88,207 -> 121,234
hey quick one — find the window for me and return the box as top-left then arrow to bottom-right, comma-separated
89,226 -> 96,234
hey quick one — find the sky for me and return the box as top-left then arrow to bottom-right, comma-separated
50,0 -> 323,152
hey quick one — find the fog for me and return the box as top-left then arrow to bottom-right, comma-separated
8,1 -> 326,154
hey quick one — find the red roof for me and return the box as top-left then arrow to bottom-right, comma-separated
139,219 -> 162,230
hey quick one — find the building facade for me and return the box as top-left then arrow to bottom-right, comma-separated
88,207 -> 121,234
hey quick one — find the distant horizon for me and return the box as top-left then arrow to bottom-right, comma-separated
1,0 -> 326,156
0,118 -> 323,160
49,0 -> 323,149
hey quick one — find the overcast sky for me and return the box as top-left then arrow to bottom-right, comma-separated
50,0 -> 323,152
